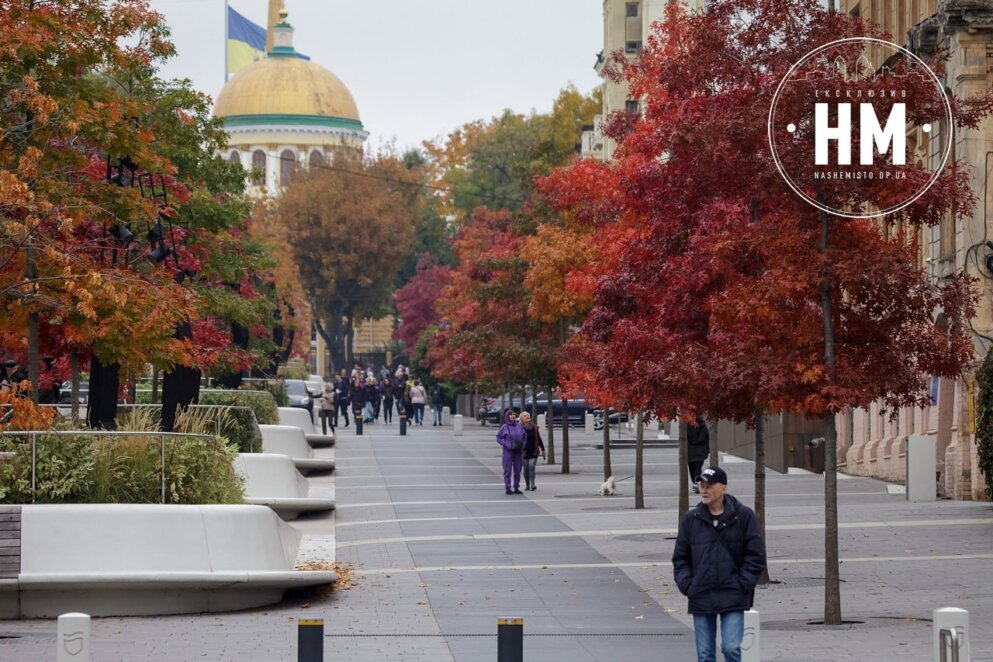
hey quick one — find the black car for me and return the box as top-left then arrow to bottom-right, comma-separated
481,390 -> 531,424
524,393 -> 597,427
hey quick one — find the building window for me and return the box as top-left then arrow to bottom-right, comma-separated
280,149 -> 296,187
625,40 -> 642,53
309,150 -> 325,168
625,99 -> 640,114
251,150 -> 266,186
626,2 -> 639,17
228,150 -> 240,165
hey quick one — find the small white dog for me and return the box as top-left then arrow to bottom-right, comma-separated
598,476 -> 617,496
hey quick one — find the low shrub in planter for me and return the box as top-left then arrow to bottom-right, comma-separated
198,389 -> 279,425
0,431 -> 243,505
117,405 -> 262,453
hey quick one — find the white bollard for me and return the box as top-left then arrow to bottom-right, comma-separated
585,413 -> 594,434
537,413 -> 546,430
646,418 -> 660,432
453,414 -> 464,436
741,609 -> 760,662
934,607 -> 969,662
442,406 -> 451,425
57,612 -> 91,662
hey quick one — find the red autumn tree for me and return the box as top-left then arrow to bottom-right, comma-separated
394,255 -> 451,352
541,0 -> 986,624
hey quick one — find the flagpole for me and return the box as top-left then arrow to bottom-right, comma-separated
224,0 -> 229,82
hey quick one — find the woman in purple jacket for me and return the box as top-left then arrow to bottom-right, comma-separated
496,409 -> 526,495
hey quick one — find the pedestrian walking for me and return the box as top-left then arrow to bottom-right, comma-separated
392,376 -> 406,417
410,379 -> 427,426
496,408 -> 525,495
672,467 -> 766,662
381,377 -> 394,423
319,380 -> 336,434
519,411 -> 544,491
687,415 -> 710,494
430,382 -> 444,426
333,371 -> 350,428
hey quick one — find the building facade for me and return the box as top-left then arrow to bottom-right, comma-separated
583,0 -> 707,160
833,0 -> 992,500
213,3 -> 391,375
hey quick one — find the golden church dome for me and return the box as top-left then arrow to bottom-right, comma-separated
215,57 -> 360,124
213,12 -> 362,132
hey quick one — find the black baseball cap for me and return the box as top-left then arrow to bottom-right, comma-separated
699,466 -> 727,486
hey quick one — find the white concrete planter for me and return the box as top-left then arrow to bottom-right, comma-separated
277,407 -> 334,448
0,504 -> 336,618
234,453 -> 335,520
259,425 -> 335,474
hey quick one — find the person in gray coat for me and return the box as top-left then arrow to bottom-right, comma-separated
687,415 -> 710,494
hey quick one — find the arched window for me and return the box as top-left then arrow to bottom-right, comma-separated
228,150 -> 241,165
251,150 -> 266,186
280,149 -> 296,187
309,150 -> 325,168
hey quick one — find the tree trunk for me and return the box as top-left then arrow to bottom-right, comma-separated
819,200 -> 842,624
530,383 -> 537,422
345,311 -> 355,367
314,315 -> 338,374
151,366 -> 159,404
602,407 -> 612,481
635,412 -> 644,509
678,418 -> 689,517
754,406 -> 770,585
25,244 -> 39,404
545,383 -> 555,465
709,419 -> 719,467
69,347 -> 79,421
561,397 -> 570,474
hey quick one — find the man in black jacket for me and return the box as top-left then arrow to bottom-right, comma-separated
672,467 -> 766,662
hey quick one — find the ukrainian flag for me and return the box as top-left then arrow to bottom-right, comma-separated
227,6 -> 266,78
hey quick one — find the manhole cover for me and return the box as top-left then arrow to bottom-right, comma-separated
768,577 -> 825,589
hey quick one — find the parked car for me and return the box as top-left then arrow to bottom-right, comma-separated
524,393 -> 596,427
58,382 -> 89,405
284,379 -> 315,419
592,408 -> 630,430
480,389 -> 532,424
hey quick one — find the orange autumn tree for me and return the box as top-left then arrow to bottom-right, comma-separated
0,0 -> 206,405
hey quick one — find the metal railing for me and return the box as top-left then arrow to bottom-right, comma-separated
0,429 -> 218,505
939,628 -> 961,662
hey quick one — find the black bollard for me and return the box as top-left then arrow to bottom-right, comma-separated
297,618 -> 323,662
399,412 -> 407,436
497,617 -> 523,662
355,415 -> 363,436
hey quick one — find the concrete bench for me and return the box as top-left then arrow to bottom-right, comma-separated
277,406 -> 334,448
258,424 -> 335,474
0,504 -> 336,618
234,453 -> 335,520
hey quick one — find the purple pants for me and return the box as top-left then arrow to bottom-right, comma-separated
502,449 -> 523,490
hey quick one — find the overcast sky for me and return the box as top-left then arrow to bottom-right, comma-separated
149,0 -> 604,151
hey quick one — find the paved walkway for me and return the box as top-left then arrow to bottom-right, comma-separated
2,419 -> 993,660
